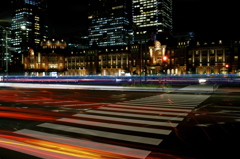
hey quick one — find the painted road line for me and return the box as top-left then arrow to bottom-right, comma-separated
117,99 -> 197,105
118,101 -> 202,106
121,99 -> 202,104
57,118 -> 172,135
73,114 -> 179,127
116,102 -> 196,108
107,104 -> 192,112
15,129 -> 151,159
87,109 -> 184,121
95,107 -> 188,116
38,123 -> 162,145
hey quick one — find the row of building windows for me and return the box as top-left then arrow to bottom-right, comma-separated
26,53 -> 232,70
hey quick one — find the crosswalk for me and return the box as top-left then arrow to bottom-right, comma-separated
0,92 -> 211,159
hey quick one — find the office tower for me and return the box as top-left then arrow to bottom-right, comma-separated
133,0 -> 173,41
11,0 -> 48,54
88,0 -> 132,47
0,26 -> 11,74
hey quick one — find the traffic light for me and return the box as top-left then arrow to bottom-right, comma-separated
225,64 -> 229,68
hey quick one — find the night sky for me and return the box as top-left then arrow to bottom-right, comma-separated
0,0 -> 239,40
173,0 -> 240,40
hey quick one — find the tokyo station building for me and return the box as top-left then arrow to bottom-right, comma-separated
22,35 -> 240,76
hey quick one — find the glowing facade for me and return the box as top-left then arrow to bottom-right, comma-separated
23,38 -> 66,76
23,38 -> 240,76
11,0 -> 48,54
133,0 -> 173,33
88,0 -> 132,47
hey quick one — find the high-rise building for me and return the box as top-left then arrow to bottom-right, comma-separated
87,0 -> 173,47
133,0 -> 173,42
11,0 -> 48,54
87,0 -> 132,47
0,26 -> 11,74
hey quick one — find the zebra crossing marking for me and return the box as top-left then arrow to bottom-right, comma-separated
15,129 -> 151,159
94,107 -> 189,116
116,102 -> 197,108
87,109 -> 184,121
116,94 -> 211,109
73,114 -> 178,127
3,89 -> 212,159
38,123 -> 162,145
106,104 -> 192,112
120,100 -> 200,105
57,118 -> 172,135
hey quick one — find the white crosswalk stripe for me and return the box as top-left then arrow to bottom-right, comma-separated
106,104 -> 192,112
94,107 -> 189,116
2,91 -> 211,159
73,114 -> 179,127
38,123 -> 162,145
57,117 -> 172,135
86,109 -> 185,121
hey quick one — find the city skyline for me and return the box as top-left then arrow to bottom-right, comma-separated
0,0 -> 239,40
1,0 -> 240,77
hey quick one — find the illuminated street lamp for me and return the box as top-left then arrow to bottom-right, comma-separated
225,64 -> 229,75
162,55 -> 168,84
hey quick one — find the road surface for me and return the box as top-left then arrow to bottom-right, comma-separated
0,83 -> 239,159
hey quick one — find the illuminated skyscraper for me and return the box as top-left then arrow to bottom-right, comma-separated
133,0 -> 172,40
88,0 -> 172,47
88,0 -> 132,47
11,0 -> 48,54
0,26 -> 11,74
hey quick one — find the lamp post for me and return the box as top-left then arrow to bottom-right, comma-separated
0,25 -> 9,81
162,55 -> 168,84
225,64 -> 229,76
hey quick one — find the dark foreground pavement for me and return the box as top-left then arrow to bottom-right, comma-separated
160,84 -> 240,159
0,83 -> 240,159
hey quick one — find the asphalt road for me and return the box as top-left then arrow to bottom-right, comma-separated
0,84 -> 240,159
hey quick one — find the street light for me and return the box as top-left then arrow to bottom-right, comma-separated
0,25 -> 9,80
162,55 -> 168,84
225,64 -> 230,76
